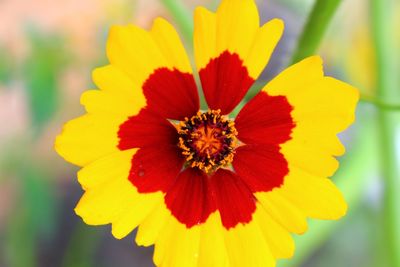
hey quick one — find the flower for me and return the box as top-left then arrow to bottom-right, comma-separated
55,0 -> 359,266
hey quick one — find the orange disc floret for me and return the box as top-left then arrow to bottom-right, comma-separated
177,110 -> 237,173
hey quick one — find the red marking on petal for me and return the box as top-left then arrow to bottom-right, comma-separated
210,169 -> 256,229
143,68 -> 199,121
118,108 -> 178,150
163,167 -> 258,229
235,91 -> 294,145
233,144 -> 288,192
165,168 -> 216,228
199,51 -> 255,115
129,145 -> 184,193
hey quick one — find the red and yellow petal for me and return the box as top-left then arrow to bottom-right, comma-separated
264,56 -> 359,159
106,19 -> 190,87
105,19 -> 199,120
194,0 -> 283,114
55,65 -> 146,167
264,56 -> 359,177
257,56 -> 358,221
74,149 -> 164,239
117,108 -> 178,150
227,56 -> 357,250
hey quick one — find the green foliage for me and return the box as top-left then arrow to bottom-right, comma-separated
5,159 -> 58,267
4,31 -> 66,266
370,0 -> 400,266
6,211 -> 36,267
23,30 -> 68,131
0,46 -> 13,83
61,223 -> 102,267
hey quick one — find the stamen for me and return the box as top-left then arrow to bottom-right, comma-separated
177,109 -> 238,173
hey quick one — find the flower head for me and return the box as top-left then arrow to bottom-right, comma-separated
55,0 -> 359,266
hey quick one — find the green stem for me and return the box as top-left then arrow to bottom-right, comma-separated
360,95 -> 400,111
291,0 -> 343,64
370,0 -> 400,266
160,0 -> 193,44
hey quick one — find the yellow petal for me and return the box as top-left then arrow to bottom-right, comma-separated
92,64 -> 144,98
106,19 -> 193,89
135,203 -> 171,247
288,77 -> 359,129
55,114 -> 121,167
216,0 -> 259,61
254,204 -> 295,259
279,167 -> 348,220
151,17 -> 192,73
256,191 -> 308,234
106,24 -> 169,87
77,149 -> 136,190
290,125 -> 346,157
90,65 -> 146,116
112,192 -> 163,239
154,216 -> 201,267
153,215 -> 175,266
264,56 -> 325,96
198,212 -> 229,267
194,6 -> 217,71
281,143 -> 340,177
244,18 -> 284,78
75,174 -> 138,225
80,90 -> 144,117
223,220 -> 275,267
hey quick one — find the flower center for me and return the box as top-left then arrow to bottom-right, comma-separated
177,110 -> 238,173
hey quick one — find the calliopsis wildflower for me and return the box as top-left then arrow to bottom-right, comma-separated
55,0 -> 359,266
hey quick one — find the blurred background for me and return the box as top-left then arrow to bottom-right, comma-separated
0,0 -> 399,266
